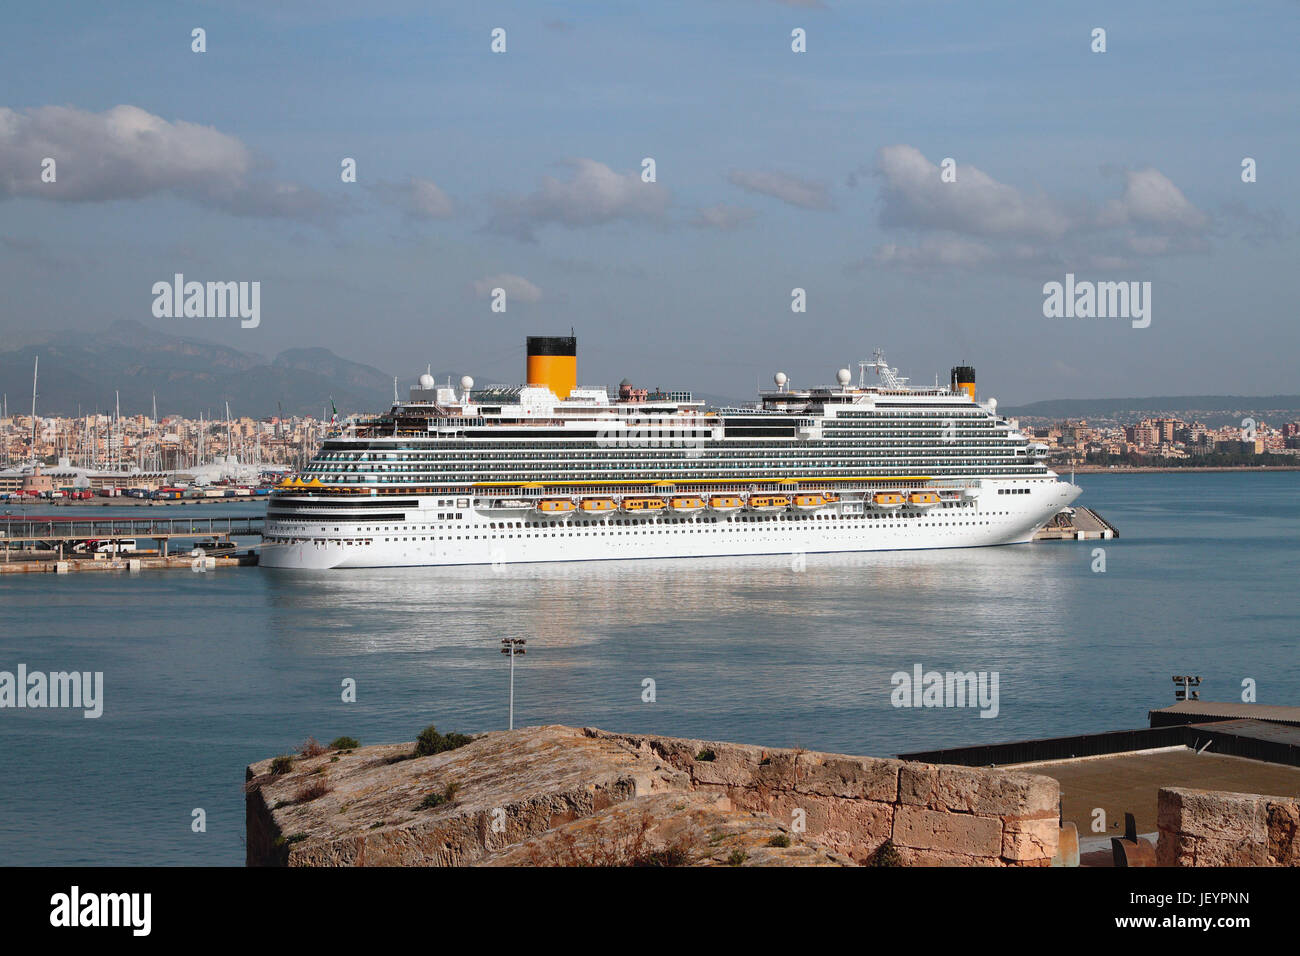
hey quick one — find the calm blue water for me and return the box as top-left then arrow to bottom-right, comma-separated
1,472 -> 1297,865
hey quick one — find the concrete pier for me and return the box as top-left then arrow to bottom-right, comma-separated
1033,505 -> 1117,541
0,553 -> 255,573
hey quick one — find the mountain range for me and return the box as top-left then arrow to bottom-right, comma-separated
0,320 -> 411,418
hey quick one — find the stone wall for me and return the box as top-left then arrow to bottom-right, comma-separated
245,725 -> 1060,866
1157,787 -> 1300,866
588,730 -> 1059,866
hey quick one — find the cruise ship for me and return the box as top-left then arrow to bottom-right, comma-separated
260,336 -> 1080,569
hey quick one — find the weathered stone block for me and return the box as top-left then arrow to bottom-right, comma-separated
898,762 -> 939,806
1158,788 -> 1267,841
1002,815 -> 1059,862
932,765 -> 1058,816
792,753 -> 899,802
1156,831 -> 1201,868
1266,801 -> 1299,866
892,805 -> 1003,858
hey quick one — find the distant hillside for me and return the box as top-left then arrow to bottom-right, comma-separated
0,320 -> 398,418
0,320 -> 755,418
1003,395 -> 1300,426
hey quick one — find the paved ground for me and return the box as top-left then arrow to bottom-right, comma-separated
1014,746 -> 1300,837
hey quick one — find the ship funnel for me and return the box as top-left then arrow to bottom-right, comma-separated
526,335 -> 577,399
950,365 -> 975,400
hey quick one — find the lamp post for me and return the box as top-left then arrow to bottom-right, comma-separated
1172,675 -> 1202,702
501,638 -> 526,729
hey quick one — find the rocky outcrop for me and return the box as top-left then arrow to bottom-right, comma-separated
246,725 -> 1061,867
1157,788 -> 1300,866
245,726 -> 686,866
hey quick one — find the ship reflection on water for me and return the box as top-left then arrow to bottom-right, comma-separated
262,544 -> 1077,667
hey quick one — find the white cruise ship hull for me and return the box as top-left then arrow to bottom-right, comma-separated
260,480 -> 1081,570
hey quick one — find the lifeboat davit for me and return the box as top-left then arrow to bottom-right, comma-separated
709,495 -> 744,513
622,496 -> 666,513
536,498 -> 575,515
670,496 -> 706,513
872,492 -> 905,510
749,495 -> 791,512
909,491 -> 941,509
580,497 -> 617,513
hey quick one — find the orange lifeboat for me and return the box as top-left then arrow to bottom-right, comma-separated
794,492 -> 837,511
708,495 -> 744,513
536,498 -> 575,515
749,495 -> 791,512
580,497 -> 617,513
873,492 -> 905,510
670,496 -> 706,513
622,496 -> 666,513
909,491 -> 940,508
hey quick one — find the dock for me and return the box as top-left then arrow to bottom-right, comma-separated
0,514 -> 263,572
1033,505 -> 1117,541
0,553 -> 257,574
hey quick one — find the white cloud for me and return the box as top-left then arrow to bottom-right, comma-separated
1098,168 -> 1207,231
727,169 -> 832,210
373,176 -> 455,220
874,144 -> 1069,239
691,202 -> 757,229
0,104 -> 340,220
472,273 -> 543,303
863,146 -> 1212,272
409,178 -> 455,219
486,158 -> 669,241
873,236 -> 997,269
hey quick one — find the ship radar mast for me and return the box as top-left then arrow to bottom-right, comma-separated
858,350 -> 908,390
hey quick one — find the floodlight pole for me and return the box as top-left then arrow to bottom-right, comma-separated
501,638 -> 527,729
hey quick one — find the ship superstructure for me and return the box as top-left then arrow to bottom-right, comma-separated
261,336 -> 1079,569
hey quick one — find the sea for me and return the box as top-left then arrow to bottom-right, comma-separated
1,472 -> 1296,865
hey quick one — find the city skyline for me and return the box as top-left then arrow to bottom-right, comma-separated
2,3 -> 1297,407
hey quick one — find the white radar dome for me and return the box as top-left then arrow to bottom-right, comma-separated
836,368 -> 852,386
418,373 -> 435,389
987,397 -> 997,412
460,375 -> 474,391
774,371 -> 788,387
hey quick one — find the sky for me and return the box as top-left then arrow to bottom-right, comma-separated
1,0 -> 1297,406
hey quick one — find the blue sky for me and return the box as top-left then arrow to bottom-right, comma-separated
2,1 -> 1297,405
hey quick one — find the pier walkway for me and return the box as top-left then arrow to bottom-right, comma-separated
0,514 -> 264,551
